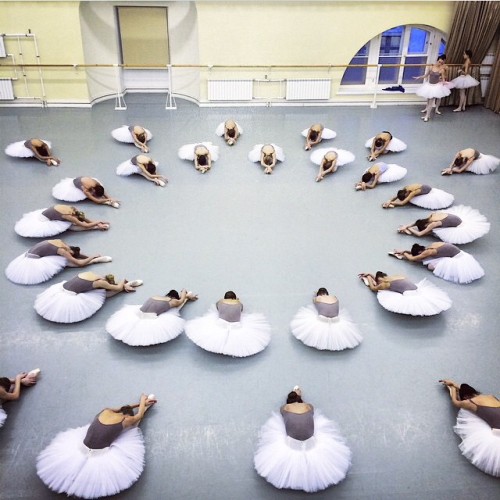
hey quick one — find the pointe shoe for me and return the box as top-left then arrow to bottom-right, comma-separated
435,110 -> 442,115
50,159 -> 59,166
423,117 -> 429,122
28,368 -> 41,378
111,202 -> 120,209
388,252 -> 403,260
293,385 -> 300,392
92,256 -> 112,263
361,276 -> 370,286
420,109 -> 427,113
453,108 -> 462,112
128,279 -> 143,287
157,180 -> 166,187
147,393 -> 157,403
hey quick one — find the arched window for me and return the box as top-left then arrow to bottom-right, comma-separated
341,25 -> 447,88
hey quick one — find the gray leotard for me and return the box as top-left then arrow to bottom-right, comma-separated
217,301 -> 242,322
439,214 -> 462,228
72,177 -> 83,190
27,241 -> 59,258
429,71 -> 441,84
63,276 -> 95,293
475,404 -> 500,429
280,407 -> 315,441
314,301 -> 339,318
473,150 -> 480,160
433,243 -> 460,258
388,278 -> 418,294
42,207 -> 67,221
83,415 -> 124,449
140,298 -> 171,316
419,185 -> 432,195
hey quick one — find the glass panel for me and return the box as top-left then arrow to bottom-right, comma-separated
439,38 -> 447,56
402,55 -> 427,82
379,26 -> 403,56
341,43 -> 370,85
408,28 -> 429,54
378,56 -> 401,83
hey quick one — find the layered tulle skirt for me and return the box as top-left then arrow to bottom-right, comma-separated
432,205 -> 490,244
0,406 -> 6,428
290,305 -> 362,351
377,279 -> 452,316
416,82 -> 451,99
466,154 -> 499,175
410,188 -> 454,210
364,136 -> 407,153
52,178 -> 87,202
375,164 -> 407,183
451,74 -> 479,89
184,307 -> 271,357
106,306 -> 185,346
454,409 -> 500,477
5,140 -> 51,158
254,411 -> 352,492
15,209 -> 72,238
248,144 -> 285,163
301,127 -> 337,140
5,252 -> 67,285
111,126 -> 152,143
310,148 -> 355,167
423,251 -> 484,284
37,424 -> 145,498
178,142 -> 219,162
116,160 -> 141,176
34,281 -> 106,323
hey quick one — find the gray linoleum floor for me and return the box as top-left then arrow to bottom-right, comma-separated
0,95 -> 499,500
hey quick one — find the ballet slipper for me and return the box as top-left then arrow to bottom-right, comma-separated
388,252 -> 403,260
111,201 -> 120,209
91,256 -> 112,264
361,276 -> 370,286
157,180 -> 166,187
28,368 -> 41,378
423,117 -> 429,122
127,279 -> 144,287
453,108 -> 462,112
435,110 -> 442,115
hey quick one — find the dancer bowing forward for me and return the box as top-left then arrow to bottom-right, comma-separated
441,148 -> 499,175
248,144 -> 285,174
215,119 -> 242,146
116,155 -> 167,186
111,125 -> 152,153
365,131 -> 407,161
310,147 -> 355,182
355,162 -> 407,190
382,183 -> 454,210
178,142 -> 219,174
5,138 -> 60,166
302,123 -> 336,151
52,177 -> 120,208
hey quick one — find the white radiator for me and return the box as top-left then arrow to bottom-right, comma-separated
0,79 -> 14,100
208,80 -> 253,101
286,79 -> 331,100
0,36 -> 5,58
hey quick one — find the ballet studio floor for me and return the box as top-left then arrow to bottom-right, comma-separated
0,95 -> 499,500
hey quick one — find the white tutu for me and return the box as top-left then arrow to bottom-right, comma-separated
364,136 -> 407,153
301,127 -> 337,140
422,251 -> 484,284
5,139 -> 51,158
410,188 -> 454,210
454,409 -> 500,477
116,160 -> 141,177
184,306 -> 271,357
432,205 -> 490,244
290,305 -> 362,351
5,252 -> 67,285
37,424 -> 145,498
106,306 -> 185,346
215,121 -> 243,136
377,278 -> 452,316
248,144 -> 285,163
451,74 -> 480,89
34,281 -> 106,323
178,142 -> 219,162
310,148 -> 355,167
111,126 -> 152,144
254,411 -> 351,492
52,178 -> 87,202
416,82 -> 451,99
15,209 -> 72,238
0,406 -> 6,428
375,164 -> 407,183
466,154 -> 499,175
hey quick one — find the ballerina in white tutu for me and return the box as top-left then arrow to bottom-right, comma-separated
355,162 -> 407,190
365,131 -> 407,161
248,144 -> 285,174
310,147 -> 355,182
302,123 -> 336,151
106,289 -> 198,347
37,393 -> 156,498
184,290 -> 271,357
116,155 -> 167,186
5,138 -> 60,166
215,119 -> 242,146
178,142 -> 219,174
0,369 -> 40,429
5,239 -> 112,286
440,379 -> 500,477
389,243 -> 484,284
290,288 -> 362,351
358,271 -> 452,316
34,271 -> 143,324
382,183 -> 454,210
397,206 -> 490,244
451,50 -> 480,112
52,177 -> 120,208
15,205 -> 110,238
254,386 -> 351,493
441,148 -> 499,176
111,125 -> 152,153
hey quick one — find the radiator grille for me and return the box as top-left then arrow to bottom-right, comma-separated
208,80 -> 253,101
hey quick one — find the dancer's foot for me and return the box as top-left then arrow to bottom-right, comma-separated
453,108 -> 462,112
91,256 -> 112,263
128,279 -> 143,288
435,110 -> 442,115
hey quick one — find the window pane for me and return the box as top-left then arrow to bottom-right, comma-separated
379,26 -> 403,56
402,55 -> 427,82
378,56 -> 401,83
408,28 -> 429,54
439,38 -> 446,55
341,56 -> 368,84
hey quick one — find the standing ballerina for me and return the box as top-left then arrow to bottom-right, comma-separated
215,119 -> 242,146
52,176 -> 120,208
5,138 -> 60,166
184,291 -> 271,357
254,386 -> 352,493
178,142 -> 219,174
414,55 -> 450,122
106,289 -> 198,346
37,394 -> 157,498
382,183 -> 454,209
116,155 -> 167,186
111,125 -> 152,153
358,271 -> 452,316
302,124 -> 336,151
451,50 -> 480,112
439,380 -> 500,477
309,147 -> 355,182
5,239 -> 111,285
248,144 -> 285,174
365,131 -> 407,161
441,148 -> 499,175
355,162 -> 407,190
290,288 -> 362,351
